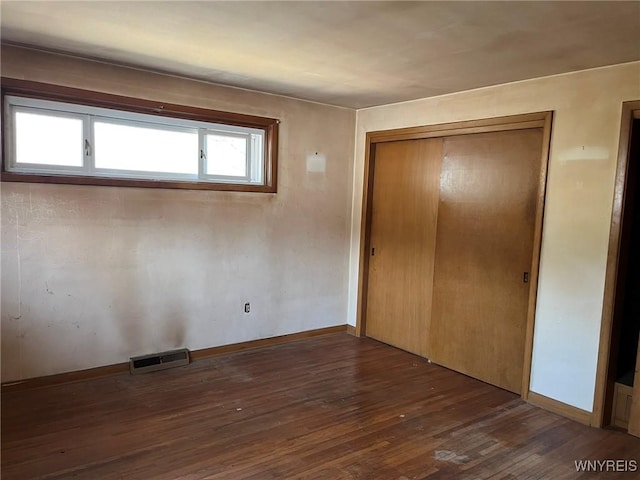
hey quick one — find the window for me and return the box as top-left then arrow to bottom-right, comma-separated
1,79 -> 279,192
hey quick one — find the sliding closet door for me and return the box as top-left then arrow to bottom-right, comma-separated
366,138 -> 442,356
428,129 -> 543,393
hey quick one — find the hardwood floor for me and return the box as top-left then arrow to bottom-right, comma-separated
2,333 -> 639,479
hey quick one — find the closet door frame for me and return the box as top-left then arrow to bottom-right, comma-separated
355,111 -> 553,399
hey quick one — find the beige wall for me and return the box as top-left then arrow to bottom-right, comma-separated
0,46 -> 356,382
3,45 -> 639,414
349,62 -> 640,412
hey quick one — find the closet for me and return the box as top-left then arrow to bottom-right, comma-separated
359,113 -> 551,395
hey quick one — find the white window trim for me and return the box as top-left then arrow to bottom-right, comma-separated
11,105 -> 87,174
5,95 -> 267,186
201,129 -> 252,183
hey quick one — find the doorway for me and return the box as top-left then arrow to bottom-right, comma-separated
595,101 -> 640,435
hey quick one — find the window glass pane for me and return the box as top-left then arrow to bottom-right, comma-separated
15,111 -> 83,167
206,134 -> 247,177
6,92 -> 274,190
94,121 -> 198,174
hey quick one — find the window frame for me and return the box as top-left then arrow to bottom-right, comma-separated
12,104 -> 88,172
200,129 -> 252,183
1,78 -> 279,193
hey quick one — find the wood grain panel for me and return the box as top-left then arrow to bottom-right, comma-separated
629,340 -> 640,436
429,129 -> 543,393
366,138 -> 442,356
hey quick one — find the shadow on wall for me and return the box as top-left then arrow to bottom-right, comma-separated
0,187 -> 199,381
105,225 -> 188,360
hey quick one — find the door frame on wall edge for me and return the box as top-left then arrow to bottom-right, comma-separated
592,100 -> 640,428
354,112 -> 553,402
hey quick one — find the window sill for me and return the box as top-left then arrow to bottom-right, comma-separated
1,171 -> 277,193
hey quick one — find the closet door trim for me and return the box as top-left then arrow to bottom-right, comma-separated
367,112 -> 549,144
355,111 -> 553,400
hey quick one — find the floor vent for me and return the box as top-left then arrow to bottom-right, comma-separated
130,348 -> 190,375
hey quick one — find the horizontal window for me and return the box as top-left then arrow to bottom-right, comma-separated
1,79 -> 279,192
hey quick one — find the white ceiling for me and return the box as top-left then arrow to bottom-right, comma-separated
1,1 -> 639,109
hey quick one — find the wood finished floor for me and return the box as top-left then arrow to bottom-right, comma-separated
2,333 -> 640,479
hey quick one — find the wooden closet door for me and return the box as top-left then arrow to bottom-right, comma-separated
366,138 -> 442,356
429,129 -> 543,393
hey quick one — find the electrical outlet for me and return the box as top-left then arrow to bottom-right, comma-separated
244,302 -> 250,314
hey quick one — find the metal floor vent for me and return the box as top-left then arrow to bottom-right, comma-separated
130,348 -> 190,375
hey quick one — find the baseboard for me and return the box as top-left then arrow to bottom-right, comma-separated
1,325 -> 348,393
190,325 -> 347,360
527,391 -> 592,426
1,362 -> 130,393
346,325 -> 357,336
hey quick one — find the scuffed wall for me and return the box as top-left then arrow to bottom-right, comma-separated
1,46 -> 355,382
349,62 -> 640,412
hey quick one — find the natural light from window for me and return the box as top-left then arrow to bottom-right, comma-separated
16,111 -> 83,167
94,121 -> 199,175
205,133 -> 247,177
5,91 -> 276,191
